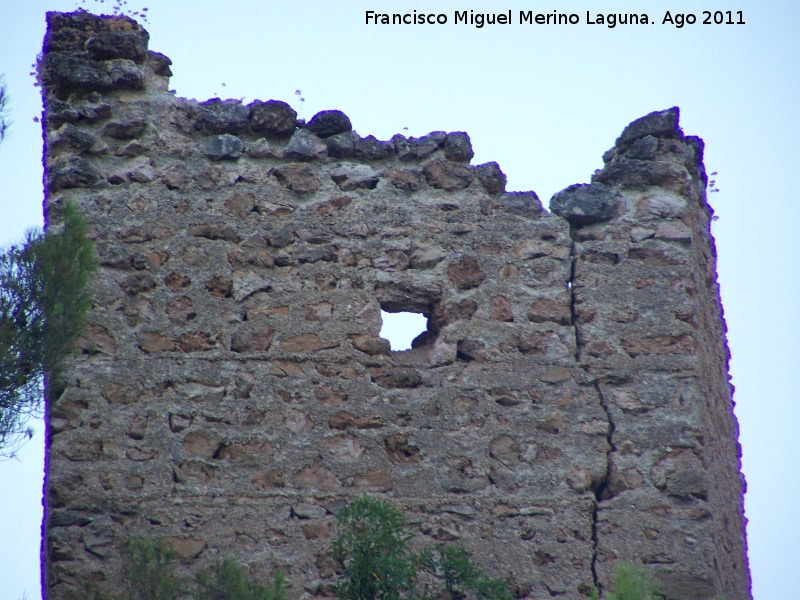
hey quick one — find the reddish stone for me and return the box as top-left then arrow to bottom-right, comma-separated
138,331 -> 175,353
350,334 -> 391,356
217,439 -> 274,464
79,324 -> 117,355
305,302 -> 333,321
164,271 -> 191,291
251,469 -> 285,490
272,163 -> 320,194
489,435 -> 520,467
176,331 -> 214,352
447,256 -> 485,290
281,333 -> 338,352
183,431 -> 221,457
622,333 -> 695,357
384,433 -> 421,464
293,463 -> 341,491
166,296 -> 196,324
423,158 -> 475,191
353,467 -> 393,492
329,411 -> 383,430
489,296 -> 514,321
225,190 -> 256,218
384,167 -> 423,191
231,322 -> 274,352
204,275 -> 232,298
526,297 -> 571,325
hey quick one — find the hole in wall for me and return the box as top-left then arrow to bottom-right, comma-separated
380,311 -> 428,351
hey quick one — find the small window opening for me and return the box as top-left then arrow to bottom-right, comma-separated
380,311 -> 428,351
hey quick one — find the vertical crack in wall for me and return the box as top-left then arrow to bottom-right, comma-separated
590,380 -> 616,593
567,224 -> 615,595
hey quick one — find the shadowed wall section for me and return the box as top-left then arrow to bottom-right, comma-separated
39,11 -> 750,600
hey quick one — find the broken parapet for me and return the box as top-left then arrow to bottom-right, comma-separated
39,10 -> 750,600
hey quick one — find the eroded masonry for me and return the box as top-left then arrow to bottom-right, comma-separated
40,10 -> 750,600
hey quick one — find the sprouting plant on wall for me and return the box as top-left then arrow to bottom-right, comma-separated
294,89 -> 306,119
333,495 -> 511,600
197,558 -> 286,600
0,201 -> 96,458
115,538 -> 285,600
587,561 -> 664,600
74,0 -> 150,23
120,538 -> 186,600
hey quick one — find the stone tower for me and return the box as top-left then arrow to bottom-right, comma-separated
39,11 -> 750,600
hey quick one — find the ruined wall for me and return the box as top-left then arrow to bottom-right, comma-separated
39,11 -> 750,600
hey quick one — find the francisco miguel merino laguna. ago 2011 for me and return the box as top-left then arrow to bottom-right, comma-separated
364,9 -> 746,28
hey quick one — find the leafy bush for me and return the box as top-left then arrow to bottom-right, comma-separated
333,495 -> 511,600
596,561 -> 662,600
333,495 -> 417,600
120,538 -> 185,600
197,558 -> 286,600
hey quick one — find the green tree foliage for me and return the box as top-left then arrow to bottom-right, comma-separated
0,79 -> 9,143
333,495 -> 417,600
0,202 -> 96,457
333,495 -> 511,600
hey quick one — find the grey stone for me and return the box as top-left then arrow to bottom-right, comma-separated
285,129 -> 327,161
550,183 -> 619,225
330,164 -> 379,191
41,53 -> 145,94
307,110 -> 352,138
444,132 -> 474,162
325,131 -> 356,158
248,99 -> 297,137
293,503 -> 327,519
354,135 -> 394,160
47,156 -> 101,191
616,106 -> 681,147
474,162 -> 507,195
202,134 -> 244,159
198,99 -> 250,134
86,30 -> 149,63
499,191 -> 542,219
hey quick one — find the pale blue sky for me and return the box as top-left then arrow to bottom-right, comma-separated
1,1 -> 798,598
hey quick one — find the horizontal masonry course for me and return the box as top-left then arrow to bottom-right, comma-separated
365,10 -> 746,28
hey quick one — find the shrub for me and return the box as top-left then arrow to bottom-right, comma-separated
333,495 -> 511,600
120,538 -> 185,600
333,495 -> 417,600
603,561 -> 663,600
197,558 -> 286,600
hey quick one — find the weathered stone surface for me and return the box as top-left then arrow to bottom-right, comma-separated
447,256 -> 485,289
272,163 -> 320,193
40,17 -> 750,599
423,158 -> 475,190
443,131 -> 474,162
616,107 -> 681,148
202,134 -> 243,159
550,183 -> 620,225
86,30 -> 149,62
285,129 -> 327,161
330,164 -> 379,191
307,110 -> 352,138
248,99 -> 297,137
231,322 -> 274,352
197,99 -> 250,134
